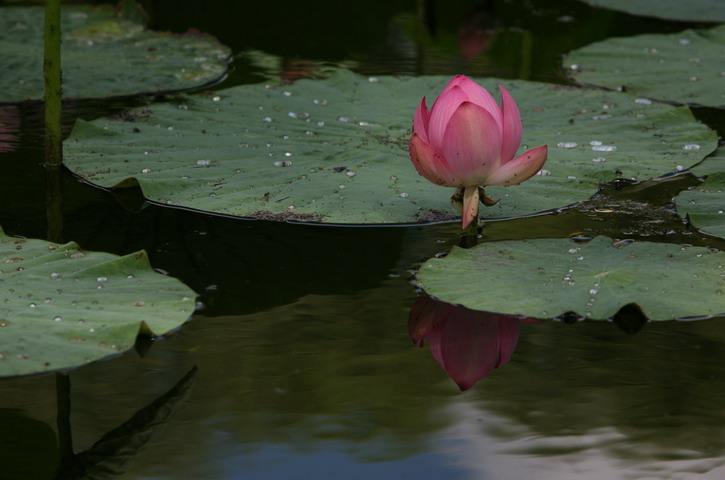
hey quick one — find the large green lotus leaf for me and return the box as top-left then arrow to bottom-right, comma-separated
564,25 -> 725,108
415,237 -> 725,321
578,0 -> 725,22
0,5 -> 230,102
63,71 -> 716,224
0,227 -> 196,377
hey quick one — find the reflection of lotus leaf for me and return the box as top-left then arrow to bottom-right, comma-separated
64,70 -> 716,224
0,106 -> 20,152
0,5 -> 230,102
416,237 -> 725,320
0,409 -> 59,478
56,367 -> 197,478
67,20 -> 142,41
565,25 -> 725,107
0,227 -> 196,377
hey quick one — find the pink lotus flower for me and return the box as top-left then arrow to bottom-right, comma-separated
408,296 -> 524,391
409,75 -> 548,228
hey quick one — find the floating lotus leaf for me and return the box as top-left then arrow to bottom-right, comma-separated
415,237 -> 725,321
578,0 -> 725,22
675,173 -> 725,240
673,147 -> 725,238
0,227 -> 196,377
0,5 -> 230,102
564,25 -> 725,108
64,70 -> 716,224
690,146 -> 725,177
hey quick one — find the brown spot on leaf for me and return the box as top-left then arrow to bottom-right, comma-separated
416,210 -> 456,223
251,210 -> 324,222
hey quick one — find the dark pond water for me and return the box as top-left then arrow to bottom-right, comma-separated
2,0 -> 725,478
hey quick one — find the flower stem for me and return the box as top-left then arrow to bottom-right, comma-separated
459,218 -> 480,248
44,0 -> 62,167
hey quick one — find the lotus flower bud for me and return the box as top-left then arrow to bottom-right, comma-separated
409,75 -> 548,228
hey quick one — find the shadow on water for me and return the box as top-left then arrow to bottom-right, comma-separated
0,367 -> 196,480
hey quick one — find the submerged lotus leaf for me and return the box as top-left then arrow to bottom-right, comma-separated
565,25 -> 725,107
64,70 -> 716,224
578,0 -> 725,22
415,237 -> 725,321
0,227 -> 196,377
0,5 -> 230,102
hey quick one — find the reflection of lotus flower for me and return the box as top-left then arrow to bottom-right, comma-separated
457,15 -> 495,61
408,296 -> 524,391
409,75 -> 548,228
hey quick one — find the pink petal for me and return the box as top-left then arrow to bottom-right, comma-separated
494,317 -> 520,368
483,144 -> 548,186
409,133 -> 460,187
427,85 -> 468,148
461,185 -> 480,229
453,76 -> 502,127
499,83 -> 523,163
441,102 -> 502,185
413,97 -> 430,143
436,309 -> 503,391
438,75 -> 467,96
408,296 -> 451,347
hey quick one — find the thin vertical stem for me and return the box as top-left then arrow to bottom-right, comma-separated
44,0 -> 62,167
518,29 -> 532,80
46,165 -> 64,243
55,373 -> 74,458
459,220 -> 480,248
415,0 -> 428,75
